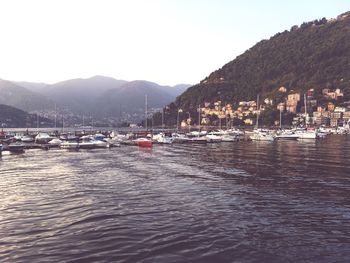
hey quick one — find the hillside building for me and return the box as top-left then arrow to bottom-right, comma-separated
286,92 -> 300,113
278,86 -> 287,93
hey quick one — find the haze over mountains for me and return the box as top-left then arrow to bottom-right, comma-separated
0,79 -> 54,112
0,76 -> 191,123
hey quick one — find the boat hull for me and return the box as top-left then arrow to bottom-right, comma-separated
133,139 -> 153,147
7,144 -> 25,153
275,135 -> 299,140
60,142 -> 79,150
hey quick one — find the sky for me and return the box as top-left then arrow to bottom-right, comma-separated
0,0 -> 350,86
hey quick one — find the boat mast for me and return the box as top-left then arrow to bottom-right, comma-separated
145,94 -> 148,131
256,94 -> 260,129
279,108 -> 282,129
37,113 -> 39,131
177,109 -> 180,131
162,108 -> 164,132
304,93 -> 307,127
61,114 -> 64,133
198,104 -> 201,136
54,103 -> 57,129
91,115 -> 93,134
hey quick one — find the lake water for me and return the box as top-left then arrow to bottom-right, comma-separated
1,136 -> 350,262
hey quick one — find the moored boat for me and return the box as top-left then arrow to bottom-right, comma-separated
91,139 -> 108,148
59,133 -> 78,141
295,128 -> 318,139
171,133 -> 192,143
221,134 -> 239,142
21,135 -> 35,143
250,129 -> 275,141
152,133 -> 173,144
133,138 -> 153,147
60,141 -> 79,150
275,130 -> 299,140
206,134 -> 222,143
48,138 -> 62,146
190,136 -> 208,144
35,133 -> 55,144
7,142 -> 25,153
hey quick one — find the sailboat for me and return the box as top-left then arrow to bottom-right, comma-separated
190,104 -> 207,143
295,94 -> 318,139
133,94 -> 153,147
250,95 -> 275,141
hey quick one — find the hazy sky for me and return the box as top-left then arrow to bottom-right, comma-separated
0,0 -> 349,86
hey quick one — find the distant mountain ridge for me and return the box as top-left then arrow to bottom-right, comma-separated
97,80 -> 178,116
0,79 -> 54,112
0,76 -> 191,121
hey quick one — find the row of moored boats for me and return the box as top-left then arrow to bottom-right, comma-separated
0,126 -> 347,155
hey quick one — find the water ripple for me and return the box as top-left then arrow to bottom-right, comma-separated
1,136 -> 350,262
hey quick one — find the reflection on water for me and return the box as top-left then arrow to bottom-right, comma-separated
1,136 -> 350,262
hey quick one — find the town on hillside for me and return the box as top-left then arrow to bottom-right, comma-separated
179,86 -> 350,129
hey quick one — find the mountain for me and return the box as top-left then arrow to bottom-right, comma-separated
174,11 -> 350,111
97,80 -> 179,116
14,81 -> 48,93
0,104 -> 53,128
167,84 -> 191,97
10,76 -> 188,119
2,75 -> 190,124
0,79 -> 54,112
39,75 -> 128,113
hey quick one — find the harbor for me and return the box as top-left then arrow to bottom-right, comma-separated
1,125 -> 349,155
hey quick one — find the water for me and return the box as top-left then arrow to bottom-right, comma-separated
1,136 -> 350,262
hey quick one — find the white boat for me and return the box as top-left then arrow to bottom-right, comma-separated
250,129 -> 275,141
59,133 -> 78,141
79,136 -> 109,149
92,140 -> 108,148
295,128 -> 318,139
208,129 -> 228,136
171,133 -> 192,143
186,130 -> 207,137
94,133 -> 106,141
275,130 -> 299,140
78,141 -> 95,149
48,138 -> 62,146
250,95 -> 274,141
105,137 -> 121,147
110,132 -> 129,142
190,136 -> 208,144
21,135 -> 34,143
35,133 -> 54,144
206,134 -> 222,143
152,133 -> 173,144
336,126 -> 348,135
227,128 -> 244,136
221,134 -> 239,142
60,141 -> 79,150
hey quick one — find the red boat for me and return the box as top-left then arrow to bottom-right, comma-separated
133,138 -> 153,148
0,130 -> 6,139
